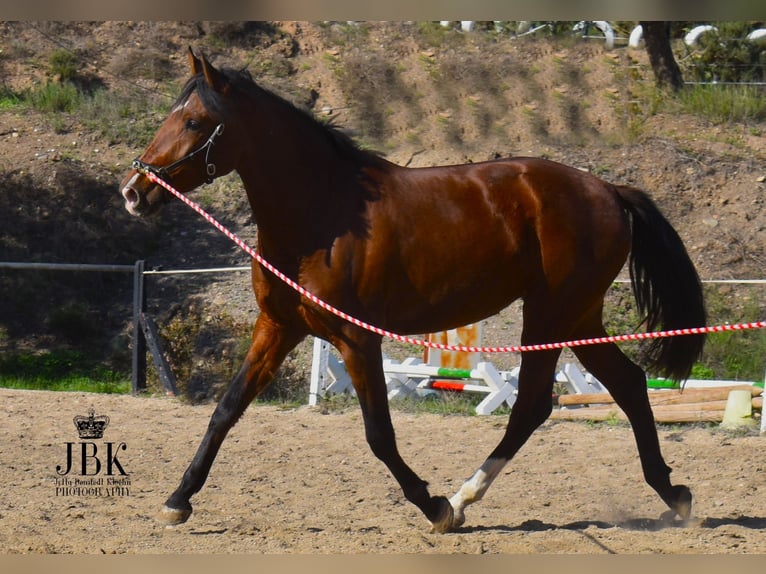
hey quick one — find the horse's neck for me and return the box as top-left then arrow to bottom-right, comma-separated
236,97 -> 379,260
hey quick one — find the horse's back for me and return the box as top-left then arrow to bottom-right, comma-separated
347,156 -> 631,332
385,156 -> 631,266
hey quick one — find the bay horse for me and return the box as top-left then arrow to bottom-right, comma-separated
120,49 -> 706,533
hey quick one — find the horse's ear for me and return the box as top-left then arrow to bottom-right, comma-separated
188,47 -> 203,76
201,54 -> 229,94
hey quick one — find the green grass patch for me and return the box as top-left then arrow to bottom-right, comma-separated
673,84 -> 766,124
0,350 -> 130,394
78,88 -> 166,147
623,78 -> 766,136
603,283 -> 766,383
694,286 -> 766,381
392,390 -> 511,417
7,77 -> 169,146
0,86 -> 22,110
28,81 -> 83,114
699,329 -> 766,382
307,388 -> 512,417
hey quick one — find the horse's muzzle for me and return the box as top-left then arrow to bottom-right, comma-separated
120,172 -> 164,216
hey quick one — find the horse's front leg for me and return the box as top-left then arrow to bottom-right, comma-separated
337,333 -> 454,533
449,348 -> 561,530
160,314 -> 305,525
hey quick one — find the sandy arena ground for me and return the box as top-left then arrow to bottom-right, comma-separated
0,387 -> 764,554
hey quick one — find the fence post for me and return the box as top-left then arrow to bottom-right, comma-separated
132,260 -> 147,394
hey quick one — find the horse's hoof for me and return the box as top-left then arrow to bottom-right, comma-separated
159,504 -> 192,526
670,485 -> 692,521
429,496 -> 455,534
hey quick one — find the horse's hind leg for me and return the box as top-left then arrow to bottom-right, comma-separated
571,321 -> 692,521
449,347 -> 561,530
336,332 -> 455,533
160,313 -> 306,525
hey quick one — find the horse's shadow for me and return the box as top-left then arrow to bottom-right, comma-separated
457,514 -> 766,534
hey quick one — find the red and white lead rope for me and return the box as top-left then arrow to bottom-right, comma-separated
143,171 -> 766,354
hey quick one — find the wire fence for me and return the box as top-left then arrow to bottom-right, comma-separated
1,260 -> 765,398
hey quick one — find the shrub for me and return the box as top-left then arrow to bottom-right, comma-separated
49,49 -> 80,81
684,22 -> 765,84
29,81 -> 82,113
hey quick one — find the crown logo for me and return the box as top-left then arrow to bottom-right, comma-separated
73,408 -> 110,439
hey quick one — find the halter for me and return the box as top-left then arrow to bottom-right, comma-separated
132,123 -> 225,184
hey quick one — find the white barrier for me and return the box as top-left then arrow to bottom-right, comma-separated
308,336 -> 519,415
555,363 -> 608,395
308,338 -> 354,405
308,335 -> 617,415
383,357 -> 518,415
309,338 -> 764,432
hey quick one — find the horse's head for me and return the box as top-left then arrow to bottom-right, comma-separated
120,49 -> 239,216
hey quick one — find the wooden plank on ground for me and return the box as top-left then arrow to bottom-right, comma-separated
550,395 -> 762,423
549,407 -> 726,423
557,385 -> 762,407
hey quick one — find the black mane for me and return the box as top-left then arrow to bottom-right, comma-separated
177,67 -> 383,168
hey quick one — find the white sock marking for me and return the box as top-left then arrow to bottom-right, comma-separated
449,458 -> 507,525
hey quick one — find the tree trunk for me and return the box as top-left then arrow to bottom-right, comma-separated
640,21 -> 684,91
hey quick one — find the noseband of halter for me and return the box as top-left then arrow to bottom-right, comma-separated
132,123 -> 225,184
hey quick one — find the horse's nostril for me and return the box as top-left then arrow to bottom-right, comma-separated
122,186 -> 139,205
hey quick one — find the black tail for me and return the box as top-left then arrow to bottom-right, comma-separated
615,186 -> 706,381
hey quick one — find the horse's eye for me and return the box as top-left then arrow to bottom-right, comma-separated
185,119 -> 201,131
